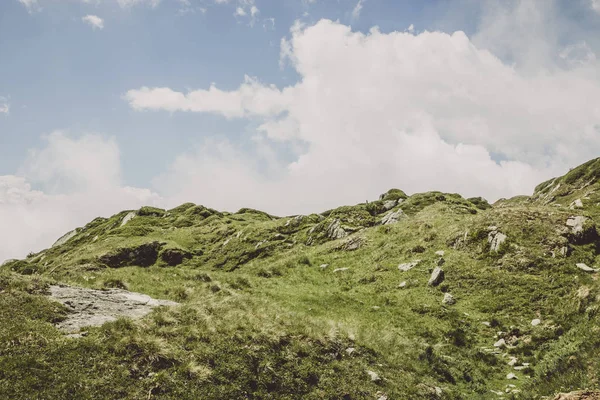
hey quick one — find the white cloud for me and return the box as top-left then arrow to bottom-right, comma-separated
351,0 -> 365,21
127,18 -> 600,218
591,0 -> 600,14
0,132 -> 161,262
234,6 -> 246,16
17,0 -> 39,12
0,97 -> 9,115
116,0 -> 161,7
82,15 -> 104,30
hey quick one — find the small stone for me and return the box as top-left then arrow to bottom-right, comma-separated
506,373 -> 517,380
398,260 -> 420,271
381,209 -> 406,225
367,370 -> 381,382
576,263 -> 598,273
372,306 -> 381,310
482,321 -> 491,327
319,264 -> 329,269
376,391 -> 388,400
428,267 -> 445,286
345,347 -> 355,355
531,318 -> 541,326
514,366 -> 527,371
569,199 -> 584,209
494,338 -> 506,348
442,293 -> 455,305
508,357 -> 518,366
435,250 -> 445,256
398,281 -> 407,288
333,268 -> 349,273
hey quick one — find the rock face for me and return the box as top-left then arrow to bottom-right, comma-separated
326,219 -> 348,240
381,209 -> 406,225
49,285 -> 178,333
160,249 -> 193,266
428,267 -> 445,286
99,242 -> 164,268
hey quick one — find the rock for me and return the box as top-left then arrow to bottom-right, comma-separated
376,392 -> 388,400
120,211 -> 137,227
531,318 -> 541,326
333,268 -> 349,273
506,373 -> 517,380
482,321 -> 491,327
566,216 -> 588,235
326,219 -> 348,240
52,229 -> 79,248
442,293 -> 455,305
319,263 -> 329,269
488,229 -> 507,252
99,242 -> 164,268
345,347 -> 355,355
398,281 -> 407,288
160,249 -> 193,267
340,236 -> 365,251
553,390 -> 600,400
576,263 -> 599,272
435,250 -> 445,256
569,199 -> 584,209
428,267 -> 445,286
513,366 -> 527,371
381,209 -> 406,225
508,357 -> 518,366
367,370 -> 381,382
382,199 -> 398,211
494,338 -> 506,348
49,285 -> 178,333
398,260 -> 421,272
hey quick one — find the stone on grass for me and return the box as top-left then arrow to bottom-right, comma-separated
442,293 -> 455,305
435,250 -> 445,256
506,373 -> 517,380
333,268 -> 349,273
319,263 -> 329,269
120,211 -> 137,227
428,267 -> 445,286
576,263 -> 599,273
566,216 -> 587,235
494,338 -> 506,348
381,209 -> 406,225
326,219 -> 348,240
52,229 -> 79,248
382,199 -> 397,211
531,318 -> 541,326
367,370 -> 381,382
398,260 -> 420,271
398,281 -> 407,288
569,199 -> 583,209
488,229 -> 507,252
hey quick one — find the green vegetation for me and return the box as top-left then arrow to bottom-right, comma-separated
2,159 -> 600,399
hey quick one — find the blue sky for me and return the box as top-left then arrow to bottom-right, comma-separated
1,0 -> 600,260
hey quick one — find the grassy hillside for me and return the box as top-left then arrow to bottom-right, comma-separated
2,160 -> 600,399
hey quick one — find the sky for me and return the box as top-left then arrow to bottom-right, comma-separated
1,0 -> 600,261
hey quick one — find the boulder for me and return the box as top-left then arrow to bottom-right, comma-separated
381,209 -> 406,225
428,267 -> 445,286
382,199 -> 397,211
326,219 -> 348,240
488,228 -> 507,252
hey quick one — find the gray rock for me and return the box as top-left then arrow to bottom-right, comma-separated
494,338 -> 506,348
326,219 -> 348,240
381,209 -> 406,225
506,373 -> 518,380
120,211 -> 137,227
398,281 -> 407,288
428,267 -> 445,286
576,263 -> 599,272
531,318 -> 541,326
333,268 -> 349,273
488,230 -> 507,252
52,229 -> 79,248
382,199 -> 397,211
345,347 -> 355,355
566,216 -> 587,235
319,263 -> 329,269
442,293 -> 456,305
435,250 -> 445,256
569,199 -> 584,209
367,370 -> 381,382
398,260 -> 421,272
48,285 -> 178,333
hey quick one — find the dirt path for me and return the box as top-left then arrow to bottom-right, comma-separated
49,285 -> 178,333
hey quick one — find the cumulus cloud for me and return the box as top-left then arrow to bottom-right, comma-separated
82,15 -> 104,30
126,17 -> 600,218
0,132 -> 161,262
351,0 -> 366,21
0,97 -> 9,115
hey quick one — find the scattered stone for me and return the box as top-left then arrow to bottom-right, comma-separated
367,370 -> 381,382
120,211 -> 137,227
52,229 -> 79,248
442,293 -> 455,305
381,209 -> 406,225
398,281 -> 407,288
435,250 -> 445,256
513,366 -> 527,371
506,373 -> 517,380
569,199 -> 584,209
508,357 -> 518,366
319,263 -> 329,269
428,267 -> 445,286
531,318 -> 541,326
345,347 -> 355,355
372,306 -> 381,310
482,321 -> 491,327
398,260 -> 421,272
576,263 -> 599,273
333,268 -> 349,273
376,392 -> 388,400
494,339 -> 506,348
326,219 -> 348,240
49,285 -> 178,333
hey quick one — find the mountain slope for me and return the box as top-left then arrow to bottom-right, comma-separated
2,161 -> 600,399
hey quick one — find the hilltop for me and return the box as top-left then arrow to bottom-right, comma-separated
2,159 -> 600,399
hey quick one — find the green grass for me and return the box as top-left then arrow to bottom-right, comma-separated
2,165 -> 600,399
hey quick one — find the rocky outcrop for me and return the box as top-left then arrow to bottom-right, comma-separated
99,242 -> 164,268
381,209 -> 406,225
49,285 -> 177,333
326,219 -> 348,240
487,226 -> 507,252
120,211 -> 137,227
160,248 -> 193,266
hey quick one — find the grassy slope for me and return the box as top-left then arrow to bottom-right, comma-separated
1,161 -> 600,399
